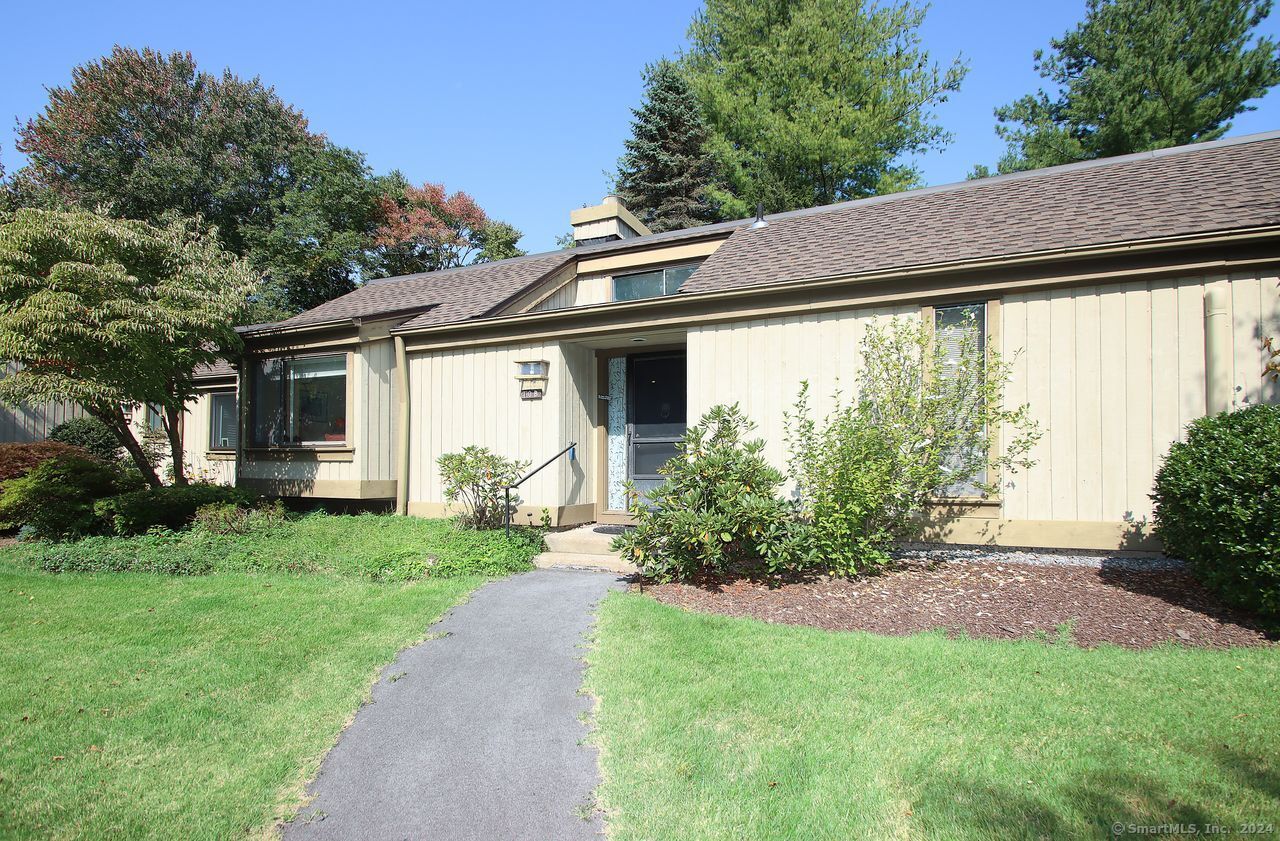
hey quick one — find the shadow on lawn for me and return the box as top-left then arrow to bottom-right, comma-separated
910,746 -> 1278,839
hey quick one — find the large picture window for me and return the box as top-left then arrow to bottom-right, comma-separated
613,264 -> 697,302
251,354 -> 347,447
209,392 -> 238,450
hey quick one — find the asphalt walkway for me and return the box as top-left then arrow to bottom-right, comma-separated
284,568 -> 626,841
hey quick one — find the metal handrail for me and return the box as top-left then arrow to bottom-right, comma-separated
505,441 -> 576,536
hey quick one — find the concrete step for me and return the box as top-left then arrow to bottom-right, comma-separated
543,525 -> 622,556
533,552 -> 638,575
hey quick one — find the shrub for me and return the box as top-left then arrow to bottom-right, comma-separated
0,454 -> 138,540
0,440 -> 88,483
48,416 -> 123,462
192,500 -> 287,535
785,315 -> 1039,574
95,484 -> 258,536
437,446 -> 529,530
612,405 -> 800,582
1152,404 -> 1280,618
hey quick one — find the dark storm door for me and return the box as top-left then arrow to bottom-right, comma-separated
626,351 -> 687,481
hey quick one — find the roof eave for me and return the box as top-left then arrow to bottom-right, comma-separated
389,224 -> 1280,339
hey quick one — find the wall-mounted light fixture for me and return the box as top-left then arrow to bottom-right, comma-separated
514,359 -> 549,400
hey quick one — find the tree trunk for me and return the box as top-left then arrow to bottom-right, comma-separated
164,404 -> 187,486
92,407 -> 162,487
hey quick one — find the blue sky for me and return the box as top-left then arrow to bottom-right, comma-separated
3,0 -> 1279,252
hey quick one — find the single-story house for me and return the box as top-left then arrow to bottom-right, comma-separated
11,131 -> 1280,551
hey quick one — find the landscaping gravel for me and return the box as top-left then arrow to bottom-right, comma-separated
895,542 -> 1188,571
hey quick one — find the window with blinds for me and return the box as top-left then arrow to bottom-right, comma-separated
935,303 -> 987,496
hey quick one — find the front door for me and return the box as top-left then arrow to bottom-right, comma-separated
600,349 -> 687,517
627,352 -> 687,493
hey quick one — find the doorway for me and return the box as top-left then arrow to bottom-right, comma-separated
598,348 -> 687,519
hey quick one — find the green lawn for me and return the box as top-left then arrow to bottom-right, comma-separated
0,536 -> 484,838
587,593 -> 1280,841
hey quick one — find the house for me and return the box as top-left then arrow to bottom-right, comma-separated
37,131 -> 1280,551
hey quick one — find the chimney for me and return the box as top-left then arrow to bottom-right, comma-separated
570,195 -> 652,246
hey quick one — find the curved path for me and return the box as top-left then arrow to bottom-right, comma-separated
284,568 -> 626,841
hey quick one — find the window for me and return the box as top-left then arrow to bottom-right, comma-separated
209,392 -> 238,450
613,264 -> 697,301
146,405 -> 165,432
251,354 -> 347,446
934,303 -> 987,496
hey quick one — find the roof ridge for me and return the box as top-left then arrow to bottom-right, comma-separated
752,129 -> 1280,226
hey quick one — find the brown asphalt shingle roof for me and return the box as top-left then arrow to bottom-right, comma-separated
245,132 -> 1280,336
682,133 -> 1280,295
265,250 -> 576,332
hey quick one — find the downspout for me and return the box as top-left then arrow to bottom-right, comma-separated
394,336 -> 410,515
1204,287 -> 1232,415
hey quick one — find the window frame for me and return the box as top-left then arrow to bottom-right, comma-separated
248,351 -> 353,450
207,390 -> 239,452
923,299 -> 1002,503
611,263 -> 698,302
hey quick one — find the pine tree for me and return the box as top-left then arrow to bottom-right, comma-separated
979,0 -> 1280,175
615,61 -> 720,233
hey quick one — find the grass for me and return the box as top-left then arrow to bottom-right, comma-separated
587,593 -> 1280,841
0,513 -> 536,839
5,512 -> 543,580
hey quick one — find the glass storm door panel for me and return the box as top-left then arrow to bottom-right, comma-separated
627,352 -> 687,484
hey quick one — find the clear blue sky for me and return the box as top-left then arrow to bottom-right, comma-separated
3,0 -> 1278,253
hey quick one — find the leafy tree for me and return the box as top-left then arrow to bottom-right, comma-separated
373,178 -> 525,276
0,208 -> 256,486
615,60 -> 721,232
11,46 -> 383,315
242,143 -> 387,316
683,0 -> 966,216
979,0 -> 1280,175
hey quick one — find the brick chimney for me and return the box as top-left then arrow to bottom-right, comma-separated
570,195 -> 652,246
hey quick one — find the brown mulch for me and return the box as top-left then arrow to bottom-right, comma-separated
639,560 -> 1275,649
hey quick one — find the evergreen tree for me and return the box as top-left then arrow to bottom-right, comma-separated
684,0 -> 966,217
615,61 -> 720,232
979,0 -> 1280,175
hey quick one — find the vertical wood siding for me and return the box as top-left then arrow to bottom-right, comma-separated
531,273 -> 611,311
687,305 -> 919,481
1001,271 -> 1280,523
0,363 -> 86,442
407,341 -> 590,511
688,270 -> 1278,527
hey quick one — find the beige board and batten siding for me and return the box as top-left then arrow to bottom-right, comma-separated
1000,271 -> 1280,527
688,303 -> 920,474
238,340 -> 398,498
687,271 -> 1279,550
0,362 -> 86,443
406,340 -> 595,525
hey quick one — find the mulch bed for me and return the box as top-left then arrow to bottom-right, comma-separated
639,559 -> 1275,649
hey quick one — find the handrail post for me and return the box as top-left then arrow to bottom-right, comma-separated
502,441 -> 575,539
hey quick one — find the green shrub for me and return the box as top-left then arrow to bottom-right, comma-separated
95,484 -> 258,536
437,446 -> 529,530
0,440 -> 88,483
1152,404 -> 1280,618
0,454 -> 138,540
612,405 -> 799,582
192,500 -> 287,535
48,417 -> 123,462
784,315 -> 1039,574
22,512 -> 543,579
